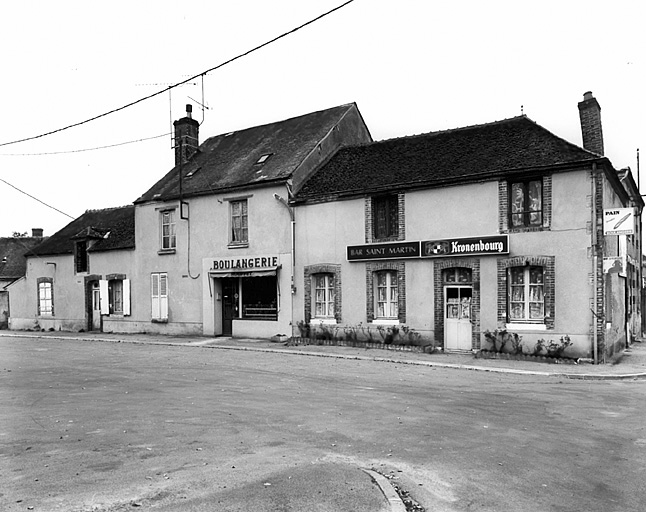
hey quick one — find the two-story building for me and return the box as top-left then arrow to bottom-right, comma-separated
291,92 -> 642,362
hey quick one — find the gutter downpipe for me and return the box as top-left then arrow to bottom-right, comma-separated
274,191 -> 295,337
592,163 -> 599,364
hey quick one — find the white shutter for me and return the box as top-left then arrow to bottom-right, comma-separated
123,279 -> 131,316
160,273 -> 168,320
99,280 -> 109,315
151,273 -> 160,319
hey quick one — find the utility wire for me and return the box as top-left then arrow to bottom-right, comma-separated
0,178 -> 75,219
0,0 -> 356,149
0,132 -> 169,156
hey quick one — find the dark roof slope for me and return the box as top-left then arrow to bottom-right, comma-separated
0,237 -> 46,280
26,206 -> 135,257
136,104 -> 358,203
294,116 -> 602,202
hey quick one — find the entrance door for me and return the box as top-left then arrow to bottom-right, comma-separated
222,278 -> 238,336
91,281 -> 102,331
444,286 -> 472,351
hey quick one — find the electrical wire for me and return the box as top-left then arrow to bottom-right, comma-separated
0,132 -> 169,156
0,178 -> 75,219
0,0 -> 356,149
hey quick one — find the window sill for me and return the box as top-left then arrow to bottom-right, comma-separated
505,226 -> 549,234
228,242 -> 249,249
505,322 -> 547,331
371,318 -> 400,325
311,318 -> 337,325
158,249 -> 176,255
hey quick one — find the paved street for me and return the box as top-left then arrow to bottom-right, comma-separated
2,335 -> 646,511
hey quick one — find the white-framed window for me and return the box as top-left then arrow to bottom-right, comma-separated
509,179 -> 543,228
313,274 -> 335,318
99,277 -> 131,316
151,272 -> 168,321
230,199 -> 248,245
37,278 -> 53,316
375,270 -> 398,319
508,266 -> 544,322
160,210 -> 176,250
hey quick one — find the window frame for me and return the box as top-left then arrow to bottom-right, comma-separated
312,273 -> 335,319
509,178 -> 543,228
75,240 -> 88,273
508,266 -> 545,324
374,270 -> 398,320
372,194 -> 399,240
160,209 -> 177,251
37,278 -> 54,317
230,199 -> 249,246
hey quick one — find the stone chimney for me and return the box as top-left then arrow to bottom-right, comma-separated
31,228 -> 43,238
173,104 -> 199,166
577,91 -> 604,156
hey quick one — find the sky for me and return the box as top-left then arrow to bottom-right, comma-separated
1,0 -> 644,238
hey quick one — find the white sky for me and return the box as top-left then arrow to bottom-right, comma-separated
1,0 -> 644,237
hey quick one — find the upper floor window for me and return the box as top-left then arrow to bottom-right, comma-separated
313,274 -> 335,318
510,179 -> 542,228
373,195 -> 399,240
75,240 -> 88,273
160,210 -> 176,251
375,270 -> 398,319
37,278 -> 54,316
230,199 -> 248,245
509,266 -> 544,322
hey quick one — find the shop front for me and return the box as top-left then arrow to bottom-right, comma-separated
203,254 -> 291,338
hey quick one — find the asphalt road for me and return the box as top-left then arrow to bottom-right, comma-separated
2,336 -> 646,511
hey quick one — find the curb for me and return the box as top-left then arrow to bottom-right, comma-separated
360,469 -> 407,512
3,332 -> 646,380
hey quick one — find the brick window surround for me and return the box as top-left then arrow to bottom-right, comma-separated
365,193 -> 405,243
434,258 -> 481,350
304,264 -> 342,323
499,175 -> 552,233
366,261 -> 406,323
497,255 -> 555,330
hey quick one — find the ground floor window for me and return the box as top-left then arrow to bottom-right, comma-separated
509,266 -> 544,321
375,270 -> 398,319
37,278 -> 53,316
313,274 -> 335,318
241,276 -> 278,320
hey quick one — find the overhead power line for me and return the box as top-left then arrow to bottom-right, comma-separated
0,178 -> 75,219
0,0 -> 356,149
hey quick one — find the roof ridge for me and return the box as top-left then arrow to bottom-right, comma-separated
84,204 -> 134,214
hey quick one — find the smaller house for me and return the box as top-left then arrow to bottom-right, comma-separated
8,207 -> 135,332
0,229 -> 45,328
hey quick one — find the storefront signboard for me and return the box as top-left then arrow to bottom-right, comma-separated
211,255 -> 279,272
421,235 -> 509,258
347,241 -> 420,261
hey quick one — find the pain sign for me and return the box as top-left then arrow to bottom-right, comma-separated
603,208 -> 635,235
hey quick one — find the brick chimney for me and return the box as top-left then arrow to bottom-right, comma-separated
31,228 -> 43,238
173,104 -> 199,166
577,91 -> 604,156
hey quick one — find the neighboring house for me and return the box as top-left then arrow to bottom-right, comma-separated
292,92 -> 643,362
0,229 -> 45,328
104,103 -> 372,337
8,206 -> 135,332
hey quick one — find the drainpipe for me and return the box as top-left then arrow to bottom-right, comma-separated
274,192 -> 296,338
592,163 -> 599,364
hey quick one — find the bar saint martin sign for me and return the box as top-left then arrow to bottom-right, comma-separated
347,241 -> 420,261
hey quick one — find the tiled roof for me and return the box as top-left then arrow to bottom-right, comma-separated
136,104 -> 359,203
0,237 -> 46,280
294,116 -> 601,202
26,206 -> 135,257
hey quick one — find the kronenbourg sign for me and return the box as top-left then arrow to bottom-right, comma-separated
603,208 -> 634,235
